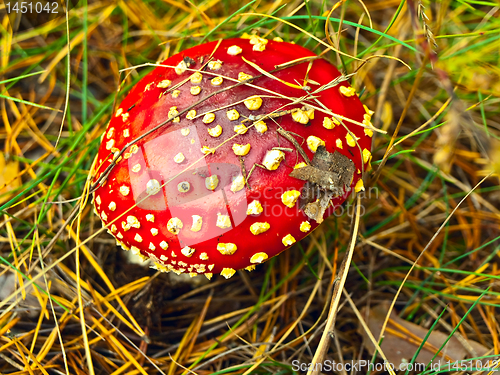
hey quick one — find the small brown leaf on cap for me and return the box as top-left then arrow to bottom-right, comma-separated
289,146 -> 355,223
289,146 -> 355,192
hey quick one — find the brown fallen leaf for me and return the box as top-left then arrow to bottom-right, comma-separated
360,302 -> 491,368
289,146 -> 355,223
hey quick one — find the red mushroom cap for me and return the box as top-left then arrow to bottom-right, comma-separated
91,37 -> 373,279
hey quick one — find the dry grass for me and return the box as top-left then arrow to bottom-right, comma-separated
1,0 -> 500,374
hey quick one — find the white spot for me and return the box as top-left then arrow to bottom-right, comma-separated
95,196 -> 101,205
168,106 -> 180,122
300,221 -> 311,232
339,86 -> 356,97
134,233 -> 143,243
281,190 -> 300,208
190,72 -> 203,84
160,241 -> 168,250
205,175 -> 219,190
127,215 -> 140,229
178,181 -> 190,193
282,234 -> 296,246
191,215 -> 203,232
346,133 -> 360,147
323,117 -> 339,129
253,120 -> 267,134
226,109 -> 240,121
146,179 -> 161,195
217,243 -> 237,255
227,45 -> 243,55
175,60 -> 188,75
100,211 -> 108,221
363,148 -> 372,164
294,162 -> 307,169
190,86 -> 201,95
230,174 -> 245,193
132,163 -> 141,173
307,136 -> 325,153
234,124 -> 248,134
249,35 -> 268,46
250,222 -> 270,235
355,179 -> 365,193
208,124 -> 223,138
167,217 -> 183,234
181,246 -> 195,257
149,243 -> 156,251
174,152 -> 185,163
291,109 -> 310,124
244,96 -> 262,110
108,202 -> 116,211
186,110 -> 196,120
146,214 -> 155,222
211,76 -> 223,86
202,113 -> 215,124
172,90 -> 180,98
199,252 -> 209,260
151,228 -> 159,236
250,252 -> 268,264
232,143 -> 251,156
336,138 -> 343,149
106,127 -> 115,139
115,108 -> 123,117
201,146 -> 215,155
208,60 -> 222,70
157,79 -> 171,88
252,43 -> 266,52
216,213 -> 231,229
221,268 -> 236,279
247,200 -> 263,215
120,186 -> 130,196
238,72 -> 253,81
105,139 -> 115,151
262,149 -> 285,170
122,221 -> 131,231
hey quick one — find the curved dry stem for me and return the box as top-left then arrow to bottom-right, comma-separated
307,194 -> 362,375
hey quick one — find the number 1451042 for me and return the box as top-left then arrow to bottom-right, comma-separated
6,2 -> 59,14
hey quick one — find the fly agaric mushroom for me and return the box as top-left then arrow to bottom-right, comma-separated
91,37 -> 373,279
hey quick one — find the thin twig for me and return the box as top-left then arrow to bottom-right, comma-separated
307,194 -> 362,375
